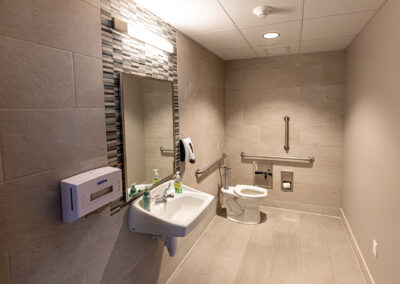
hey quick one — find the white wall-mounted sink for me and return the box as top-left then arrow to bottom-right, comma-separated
128,181 -> 214,238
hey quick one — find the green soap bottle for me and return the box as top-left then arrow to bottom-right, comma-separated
174,171 -> 182,194
142,187 -> 150,211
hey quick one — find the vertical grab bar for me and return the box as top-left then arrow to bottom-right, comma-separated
284,116 -> 290,152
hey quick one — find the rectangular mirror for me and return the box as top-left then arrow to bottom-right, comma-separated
121,73 -> 175,201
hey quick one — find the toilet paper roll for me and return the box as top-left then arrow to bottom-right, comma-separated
282,182 -> 291,189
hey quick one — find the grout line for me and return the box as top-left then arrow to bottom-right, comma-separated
0,34 -> 102,60
304,9 -> 377,21
2,252 -> 12,284
165,213 -> 218,284
301,34 -> 355,42
0,161 -> 83,184
216,0 -> 258,58
262,205 -> 341,219
71,53 -> 77,108
0,135 -> 5,183
298,0 -> 305,53
0,107 -> 105,111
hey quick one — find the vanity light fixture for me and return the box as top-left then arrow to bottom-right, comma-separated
263,32 -> 280,39
112,17 -> 174,54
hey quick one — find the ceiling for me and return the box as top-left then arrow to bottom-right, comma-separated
134,0 -> 387,60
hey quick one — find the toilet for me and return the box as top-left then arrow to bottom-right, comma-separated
221,185 -> 268,224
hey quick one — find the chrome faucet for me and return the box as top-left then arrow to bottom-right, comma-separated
154,182 -> 174,204
221,166 -> 232,189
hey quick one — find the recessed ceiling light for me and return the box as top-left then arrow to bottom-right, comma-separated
263,32 -> 280,39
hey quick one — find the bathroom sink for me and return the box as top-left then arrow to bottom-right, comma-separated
128,181 -> 214,237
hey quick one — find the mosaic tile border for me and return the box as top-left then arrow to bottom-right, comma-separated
100,0 -> 180,190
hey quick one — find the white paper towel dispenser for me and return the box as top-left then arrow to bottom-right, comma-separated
60,166 -> 122,223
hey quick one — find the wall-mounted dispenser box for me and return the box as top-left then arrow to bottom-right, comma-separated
61,167 -> 122,223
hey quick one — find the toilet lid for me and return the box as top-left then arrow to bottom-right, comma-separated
234,185 -> 268,198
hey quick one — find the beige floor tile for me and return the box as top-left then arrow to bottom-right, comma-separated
267,268 -> 301,284
301,233 -> 330,257
301,252 -> 336,284
199,254 -> 242,284
273,231 -> 302,251
299,213 -> 322,236
169,208 -> 365,284
270,248 -> 301,273
235,242 -> 273,284
333,266 -> 366,284
170,250 -> 241,284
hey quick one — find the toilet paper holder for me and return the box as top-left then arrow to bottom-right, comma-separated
281,171 -> 293,191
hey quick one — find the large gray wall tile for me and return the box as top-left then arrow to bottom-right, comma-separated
0,253 -> 11,284
0,0 -> 102,58
0,109 -> 107,180
0,164 -> 83,255
9,220 -> 90,284
0,147 -> 3,182
73,54 -> 105,107
0,36 -> 75,109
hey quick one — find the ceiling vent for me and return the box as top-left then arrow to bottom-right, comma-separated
265,46 -> 291,56
252,6 -> 273,18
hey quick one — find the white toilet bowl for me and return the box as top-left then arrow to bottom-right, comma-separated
221,185 -> 268,224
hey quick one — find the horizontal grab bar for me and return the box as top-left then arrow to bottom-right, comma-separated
195,153 -> 227,175
241,152 -> 314,163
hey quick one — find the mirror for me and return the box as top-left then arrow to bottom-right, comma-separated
121,73 -> 175,201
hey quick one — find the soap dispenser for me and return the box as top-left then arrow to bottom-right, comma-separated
153,169 -> 161,184
174,171 -> 182,194
142,187 -> 150,211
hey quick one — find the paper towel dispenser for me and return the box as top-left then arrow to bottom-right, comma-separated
60,166 -> 122,223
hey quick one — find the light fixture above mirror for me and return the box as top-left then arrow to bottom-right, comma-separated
113,17 -> 175,53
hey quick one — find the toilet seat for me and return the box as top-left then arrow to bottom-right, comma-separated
234,185 -> 267,198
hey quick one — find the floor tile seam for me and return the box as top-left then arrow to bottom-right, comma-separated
165,214 -> 217,284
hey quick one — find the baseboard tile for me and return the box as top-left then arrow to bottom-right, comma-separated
340,208 -> 375,284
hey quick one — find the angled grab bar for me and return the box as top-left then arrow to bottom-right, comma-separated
241,152 -> 314,163
195,153 -> 227,175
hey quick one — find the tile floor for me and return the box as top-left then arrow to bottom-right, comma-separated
167,206 -> 365,284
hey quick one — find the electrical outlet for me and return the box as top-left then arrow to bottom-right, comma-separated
372,239 -> 378,258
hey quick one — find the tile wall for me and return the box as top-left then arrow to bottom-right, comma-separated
224,51 -> 345,216
0,0 -> 224,283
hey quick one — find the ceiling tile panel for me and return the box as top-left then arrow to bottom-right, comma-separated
301,36 -> 354,53
253,42 -> 300,57
134,0 -> 235,34
190,30 -> 249,51
304,0 -> 386,19
213,47 -> 257,60
302,11 -> 374,41
218,0 -> 302,28
243,21 -> 301,46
